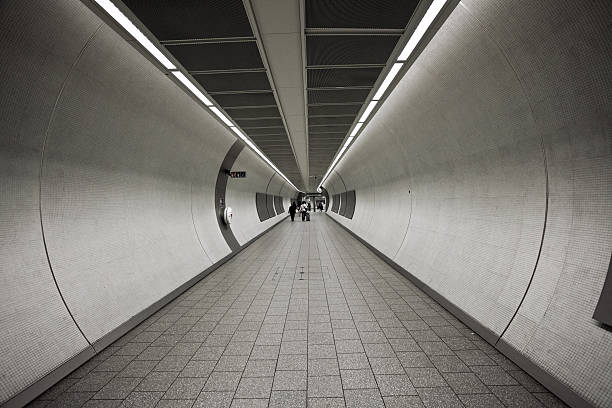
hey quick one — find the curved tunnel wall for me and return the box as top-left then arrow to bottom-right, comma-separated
0,0 -> 294,405
324,1 -> 612,407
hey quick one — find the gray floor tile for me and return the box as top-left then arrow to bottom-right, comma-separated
307,397 -> 345,408
340,369 -> 377,389
214,355 -> 249,372
203,372 -> 241,392
416,387 -> 463,408
489,385 -> 545,407
269,391 -> 306,408
471,366 -> 519,386
308,332 -> 335,345
458,393 -> 505,408
68,372 -> 117,392
343,389 -> 384,408
250,345 -> 280,360
234,377 -> 273,399
154,355 -> 191,372
383,395 -> 425,408
376,375 -> 417,396
163,377 -> 205,399
338,353 -> 370,370
118,391 -> 162,407
397,352 -> 433,368
179,360 -> 216,378
243,359 -> 277,377
308,376 -> 343,398
368,357 -> 405,375
45,392 -> 95,408
443,372 -> 489,394
272,370 -> 307,391
277,354 -> 307,371
156,400 -> 195,408
135,372 -> 178,392
93,378 -> 141,400
404,368 -> 447,388
335,340 -> 364,354
193,391 -> 233,408
363,343 -> 395,358
82,401 -> 122,408
308,359 -> 340,376
230,399 -> 268,408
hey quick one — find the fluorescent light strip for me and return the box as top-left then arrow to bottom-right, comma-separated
349,123 -> 363,137
94,0 -> 175,69
373,63 -> 404,100
398,0 -> 448,61
210,107 -> 233,127
358,101 -> 378,123
344,136 -> 355,147
319,0 -> 449,190
94,1 -> 299,191
172,71 -> 213,106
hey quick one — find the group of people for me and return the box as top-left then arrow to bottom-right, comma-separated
288,201 -> 325,222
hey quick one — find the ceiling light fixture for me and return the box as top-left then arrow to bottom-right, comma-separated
210,107 -> 234,127
398,0 -> 448,61
373,63 -> 404,100
318,0 -> 450,190
171,71 -> 213,106
358,101 -> 378,123
350,123 -> 363,137
93,0 -> 175,70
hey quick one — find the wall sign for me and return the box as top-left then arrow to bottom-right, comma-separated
229,171 -> 246,178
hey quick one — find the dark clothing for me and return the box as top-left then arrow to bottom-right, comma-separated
289,203 -> 296,221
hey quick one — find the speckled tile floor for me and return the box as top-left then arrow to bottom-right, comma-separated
29,213 -> 568,408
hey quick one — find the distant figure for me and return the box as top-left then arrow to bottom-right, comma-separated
318,202 -> 324,212
307,202 -> 312,212
289,202 -> 297,221
300,201 -> 308,221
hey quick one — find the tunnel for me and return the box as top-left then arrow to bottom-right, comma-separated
1,0 -> 611,407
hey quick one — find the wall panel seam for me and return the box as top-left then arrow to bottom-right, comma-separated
37,24 -> 104,348
190,182 -> 213,264
457,2 -> 551,345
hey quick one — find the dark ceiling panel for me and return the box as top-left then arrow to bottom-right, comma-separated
213,92 -> 276,107
309,116 -> 354,126
307,35 -> 399,66
309,124 -> 351,134
309,104 -> 362,116
193,71 -> 271,92
309,133 -> 346,140
237,118 -> 285,128
308,89 -> 370,104
247,127 -> 286,135
308,67 -> 382,88
122,0 -> 252,40
166,42 -> 263,71
226,106 -> 281,118
305,0 -> 419,29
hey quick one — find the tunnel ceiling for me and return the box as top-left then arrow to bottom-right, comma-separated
121,0 -> 304,190
305,0 -> 419,187
118,0 -> 421,192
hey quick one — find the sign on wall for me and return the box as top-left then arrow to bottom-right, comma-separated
229,171 -> 246,178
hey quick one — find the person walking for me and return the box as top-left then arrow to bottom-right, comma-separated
289,202 -> 297,221
300,201 -> 308,221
